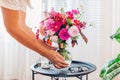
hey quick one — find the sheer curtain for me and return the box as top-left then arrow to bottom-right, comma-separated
0,0 -> 120,80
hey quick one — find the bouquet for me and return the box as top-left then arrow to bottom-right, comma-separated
36,8 -> 88,62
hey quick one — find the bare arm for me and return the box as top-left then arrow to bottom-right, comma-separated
1,7 -> 68,68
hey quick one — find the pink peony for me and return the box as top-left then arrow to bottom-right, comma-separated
68,26 -> 79,37
59,28 -> 70,40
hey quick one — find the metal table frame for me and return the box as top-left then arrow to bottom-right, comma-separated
31,60 -> 96,80
32,71 -> 88,80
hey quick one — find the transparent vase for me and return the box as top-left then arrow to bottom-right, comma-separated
57,49 -> 72,67
58,43 -> 72,68
36,56 -> 51,69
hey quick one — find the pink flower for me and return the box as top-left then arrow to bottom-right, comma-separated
36,29 -> 39,39
40,20 -> 45,25
45,19 -> 55,30
72,9 -> 80,14
53,21 -> 61,31
68,26 -> 79,37
76,22 -> 86,30
59,28 -> 70,40
46,29 -> 55,36
80,22 -> 86,29
37,8 -> 88,47
50,36 -> 58,42
66,11 -> 74,19
50,8 -> 59,17
74,19 -> 80,26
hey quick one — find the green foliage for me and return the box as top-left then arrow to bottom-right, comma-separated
61,49 -> 70,60
100,54 -> 120,79
57,39 -> 62,43
100,27 -> 120,80
102,67 -> 120,80
66,19 -> 72,25
72,36 -> 79,40
111,27 -> 120,43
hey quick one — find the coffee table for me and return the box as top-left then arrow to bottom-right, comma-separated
31,60 -> 96,80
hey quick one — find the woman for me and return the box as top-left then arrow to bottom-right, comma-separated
0,0 -> 68,68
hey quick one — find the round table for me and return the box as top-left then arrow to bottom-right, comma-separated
31,60 -> 96,80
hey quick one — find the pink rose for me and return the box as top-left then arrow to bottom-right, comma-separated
68,26 -> 79,37
50,36 -> 58,42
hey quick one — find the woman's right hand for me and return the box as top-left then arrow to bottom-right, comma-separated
44,42 -> 58,51
46,50 -> 68,69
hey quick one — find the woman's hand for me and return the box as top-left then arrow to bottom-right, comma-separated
44,42 -> 57,51
45,50 -> 68,69
38,39 -> 57,51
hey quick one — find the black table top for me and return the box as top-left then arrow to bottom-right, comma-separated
31,60 -> 96,77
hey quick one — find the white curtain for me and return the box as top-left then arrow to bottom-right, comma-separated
0,0 -> 120,80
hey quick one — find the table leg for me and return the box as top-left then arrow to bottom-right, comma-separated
32,70 -> 35,80
55,77 -> 59,80
51,77 -> 54,80
86,74 -> 88,80
62,77 -> 67,80
77,75 -> 82,80
79,76 -> 82,80
51,77 -> 59,80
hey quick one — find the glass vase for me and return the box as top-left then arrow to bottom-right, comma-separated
57,43 -> 72,67
36,56 -> 51,69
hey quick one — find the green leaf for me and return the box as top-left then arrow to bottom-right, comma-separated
100,54 -> 120,78
111,27 -> 120,43
57,39 -> 62,43
103,67 -> 120,80
99,67 -> 106,78
106,60 -> 120,75
115,27 -> 120,34
100,54 -> 120,80
62,49 -> 70,60
66,19 -> 72,25
72,36 -> 79,40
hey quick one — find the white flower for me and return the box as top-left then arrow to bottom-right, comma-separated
68,25 -> 79,37
50,36 -> 58,42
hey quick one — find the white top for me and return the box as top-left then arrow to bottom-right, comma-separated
0,0 -> 27,12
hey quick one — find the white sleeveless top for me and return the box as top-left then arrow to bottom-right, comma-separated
0,0 -> 27,12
